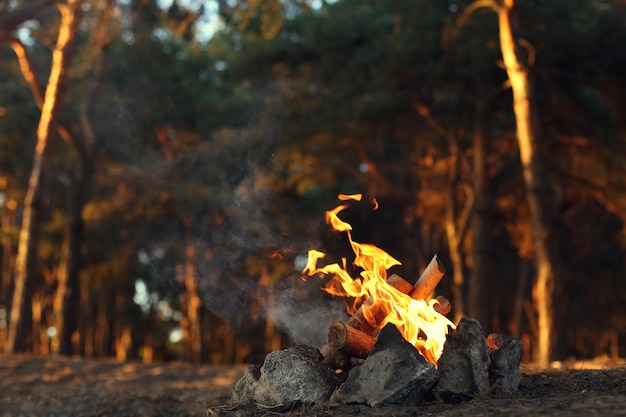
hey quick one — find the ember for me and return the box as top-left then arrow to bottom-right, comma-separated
303,194 -> 455,365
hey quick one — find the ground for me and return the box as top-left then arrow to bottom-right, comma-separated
1,353 -> 626,417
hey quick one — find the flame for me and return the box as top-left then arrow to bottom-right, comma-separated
338,193 -> 362,201
337,193 -> 379,210
303,195 -> 455,364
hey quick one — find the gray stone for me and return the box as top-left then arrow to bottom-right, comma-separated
486,333 -> 524,393
231,345 -> 342,407
231,365 -> 261,404
434,317 -> 491,403
331,324 -> 439,407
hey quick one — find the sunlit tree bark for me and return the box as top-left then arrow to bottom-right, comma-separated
497,0 -> 562,366
458,0 -> 564,365
180,219 -> 202,363
444,142 -> 473,325
52,0 -> 114,356
0,203 -> 17,352
7,0 -> 84,352
413,103 -> 472,323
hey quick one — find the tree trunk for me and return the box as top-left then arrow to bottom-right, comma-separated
444,141 -> 473,324
52,0 -> 112,356
181,219 -> 202,363
510,258 -> 531,338
498,0 -> 562,366
445,145 -> 465,324
261,267 -> 281,353
52,173 -> 86,354
0,204 -> 17,352
413,103 -> 472,323
467,104 -> 495,332
8,0 -> 84,352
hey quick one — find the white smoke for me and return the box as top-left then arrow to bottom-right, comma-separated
271,276 -> 348,348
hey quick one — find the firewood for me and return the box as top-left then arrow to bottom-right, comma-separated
346,273 -> 414,334
433,295 -> 451,316
322,258 -> 451,367
322,274 -> 413,369
320,343 -> 351,370
409,254 -> 446,301
328,320 -> 377,359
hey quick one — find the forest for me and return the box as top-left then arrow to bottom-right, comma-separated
0,0 -> 625,369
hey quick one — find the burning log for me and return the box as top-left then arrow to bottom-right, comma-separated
328,320 -> 377,359
410,254 -> 446,301
346,273 -> 414,334
433,295 -> 451,316
323,262 -> 452,366
309,198 -> 457,371
346,267 -> 452,334
324,256 -> 451,364
322,273 -> 413,368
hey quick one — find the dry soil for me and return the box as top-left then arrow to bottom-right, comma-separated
1,353 -> 626,417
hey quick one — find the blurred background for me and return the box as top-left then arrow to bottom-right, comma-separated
0,0 -> 625,367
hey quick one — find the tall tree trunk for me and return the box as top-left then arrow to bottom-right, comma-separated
0,204 -> 17,352
444,143 -> 466,324
498,0 -> 562,366
413,103 -> 472,323
510,258 -> 531,337
8,0 -> 84,352
52,0 -> 112,356
52,172 -> 87,354
181,219 -> 202,363
468,103 -> 495,332
261,267 -> 281,353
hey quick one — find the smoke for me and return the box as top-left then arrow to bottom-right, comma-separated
190,136 -> 349,345
271,276 -> 348,348
197,263 -> 349,349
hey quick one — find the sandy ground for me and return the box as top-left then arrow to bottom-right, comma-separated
1,353 -> 626,417
0,354 -> 246,416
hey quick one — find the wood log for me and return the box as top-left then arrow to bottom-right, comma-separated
328,320 -> 377,359
322,273 -> 413,369
409,254 -> 446,300
325,296 -> 451,365
433,295 -> 451,316
320,343 -> 351,370
322,259 -> 450,367
345,273 -> 413,334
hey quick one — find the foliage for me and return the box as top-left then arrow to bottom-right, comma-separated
0,0 -> 625,362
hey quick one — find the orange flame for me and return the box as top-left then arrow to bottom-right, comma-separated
303,195 -> 455,364
338,193 -> 362,201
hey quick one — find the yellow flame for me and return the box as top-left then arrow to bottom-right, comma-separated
303,196 -> 455,364
325,204 -> 353,232
338,193 -> 362,201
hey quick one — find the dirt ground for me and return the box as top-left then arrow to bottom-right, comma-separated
2,353 -> 626,417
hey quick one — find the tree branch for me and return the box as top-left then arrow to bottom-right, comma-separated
0,33 -> 85,159
550,165 -> 625,221
457,182 -> 474,244
444,0 -> 500,46
78,0 -> 114,159
0,0 -> 52,32
456,0 -> 500,30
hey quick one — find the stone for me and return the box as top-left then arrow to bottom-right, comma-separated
231,365 -> 261,403
434,317 -> 491,403
231,344 -> 342,407
331,323 -> 439,407
486,333 -> 524,393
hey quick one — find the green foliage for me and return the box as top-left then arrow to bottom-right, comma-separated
0,58 -> 38,190
1,0 -> 625,361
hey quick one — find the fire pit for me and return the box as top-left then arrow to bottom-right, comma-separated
221,195 -> 523,413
